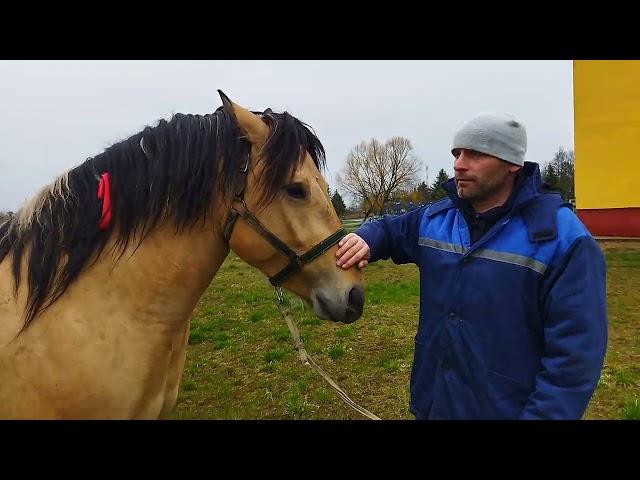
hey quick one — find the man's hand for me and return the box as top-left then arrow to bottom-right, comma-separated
336,233 -> 370,269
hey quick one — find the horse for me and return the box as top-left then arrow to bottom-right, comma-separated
0,90 -> 364,419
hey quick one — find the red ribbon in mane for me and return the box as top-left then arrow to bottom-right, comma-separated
97,173 -> 112,231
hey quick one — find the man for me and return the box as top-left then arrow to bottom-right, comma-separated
336,112 -> 608,420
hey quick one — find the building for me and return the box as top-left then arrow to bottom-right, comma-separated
573,60 -> 640,237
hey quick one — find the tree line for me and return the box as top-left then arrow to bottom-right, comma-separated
333,136 -> 575,218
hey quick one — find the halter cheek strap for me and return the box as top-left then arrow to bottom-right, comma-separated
223,197 -> 347,286
222,152 -> 347,286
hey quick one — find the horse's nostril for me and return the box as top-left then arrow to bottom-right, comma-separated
348,285 -> 365,313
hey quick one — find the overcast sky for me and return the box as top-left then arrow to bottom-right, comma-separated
0,60 -> 574,211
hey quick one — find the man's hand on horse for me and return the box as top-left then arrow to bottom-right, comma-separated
336,233 -> 370,270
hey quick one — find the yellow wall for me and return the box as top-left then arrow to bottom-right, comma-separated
573,60 -> 640,209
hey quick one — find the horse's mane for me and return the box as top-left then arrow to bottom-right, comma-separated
0,106 -> 325,330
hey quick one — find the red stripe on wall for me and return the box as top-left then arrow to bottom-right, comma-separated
577,208 -> 640,237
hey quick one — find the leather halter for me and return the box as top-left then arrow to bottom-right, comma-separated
222,151 -> 347,286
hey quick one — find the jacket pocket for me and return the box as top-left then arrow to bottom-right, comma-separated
487,370 -> 532,419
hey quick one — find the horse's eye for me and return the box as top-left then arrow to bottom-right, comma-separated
284,183 -> 307,200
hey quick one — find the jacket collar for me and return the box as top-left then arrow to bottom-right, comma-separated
428,162 -> 563,242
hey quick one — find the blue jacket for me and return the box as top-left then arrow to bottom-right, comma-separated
356,163 -> 607,419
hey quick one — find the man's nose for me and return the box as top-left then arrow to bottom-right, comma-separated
454,152 -> 468,171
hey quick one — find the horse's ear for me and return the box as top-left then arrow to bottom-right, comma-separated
218,90 -> 269,146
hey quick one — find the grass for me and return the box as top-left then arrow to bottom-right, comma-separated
327,345 -> 346,360
264,347 -> 288,363
583,242 -> 640,420
171,240 -> 640,420
342,218 -> 364,233
622,398 -> 640,420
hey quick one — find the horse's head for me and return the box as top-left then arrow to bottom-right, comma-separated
217,92 -> 364,324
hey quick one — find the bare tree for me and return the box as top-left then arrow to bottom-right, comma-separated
337,137 -> 421,218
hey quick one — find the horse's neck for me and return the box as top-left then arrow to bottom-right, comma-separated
0,220 -> 230,419
96,221 -> 230,328
1,219 -> 229,346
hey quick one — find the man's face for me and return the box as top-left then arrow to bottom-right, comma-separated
453,148 -> 519,203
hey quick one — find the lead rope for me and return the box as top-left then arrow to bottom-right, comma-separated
274,286 -> 381,420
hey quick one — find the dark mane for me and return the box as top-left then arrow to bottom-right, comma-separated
0,107 -> 325,330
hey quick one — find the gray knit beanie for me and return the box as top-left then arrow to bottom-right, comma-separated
451,112 -> 527,166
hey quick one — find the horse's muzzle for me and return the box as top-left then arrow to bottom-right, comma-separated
313,284 -> 365,324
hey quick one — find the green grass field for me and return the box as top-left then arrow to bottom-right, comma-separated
342,218 -> 365,233
170,240 -> 640,420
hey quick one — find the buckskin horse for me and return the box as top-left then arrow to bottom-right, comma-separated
0,91 -> 364,419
